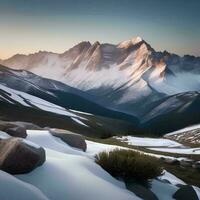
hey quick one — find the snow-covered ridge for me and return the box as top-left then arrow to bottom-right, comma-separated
2,36 -> 200,109
0,84 -> 79,117
0,84 -> 93,128
164,124 -> 200,145
165,124 -> 200,136
118,36 -> 143,48
1,36 -> 200,122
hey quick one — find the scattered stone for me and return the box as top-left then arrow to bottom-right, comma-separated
165,128 -> 200,145
163,158 -> 179,165
159,157 -> 165,161
192,161 -> 200,170
180,159 -> 194,167
49,128 -> 87,152
0,137 -> 45,174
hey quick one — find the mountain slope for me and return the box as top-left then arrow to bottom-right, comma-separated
0,65 -> 138,124
140,92 -> 200,134
0,83 -> 138,138
1,37 -> 200,117
1,37 -> 200,135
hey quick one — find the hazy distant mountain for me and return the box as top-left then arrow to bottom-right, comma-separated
0,64 -> 138,125
0,66 -> 140,138
1,36 -> 200,131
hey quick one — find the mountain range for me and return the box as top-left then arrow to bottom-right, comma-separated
1,36 -> 200,134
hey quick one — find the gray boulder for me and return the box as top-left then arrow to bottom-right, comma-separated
49,128 -> 87,152
0,120 -> 43,138
12,121 -> 42,130
163,158 -> 179,165
0,138 -> 45,174
5,126 -> 27,138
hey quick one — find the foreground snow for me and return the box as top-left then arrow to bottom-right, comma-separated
1,130 -> 199,200
14,130 -> 141,200
26,130 -> 83,156
115,136 -> 182,147
0,170 -> 49,200
86,140 -> 127,157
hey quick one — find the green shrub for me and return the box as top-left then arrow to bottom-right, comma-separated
95,149 -> 162,181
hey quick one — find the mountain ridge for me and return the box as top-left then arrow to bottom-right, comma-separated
2,36 -> 200,61
0,36 -> 200,119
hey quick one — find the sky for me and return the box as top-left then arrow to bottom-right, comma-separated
0,0 -> 199,59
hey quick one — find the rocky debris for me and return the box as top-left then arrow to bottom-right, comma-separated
160,157 -> 200,170
49,128 -> 87,152
173,185 -> 199,200
0,120 -> 42,138
192,161 -> 200,170
0,137 -> 45,174
162,158 -> 180,165
180,159 -> 194,168
165,128 -> 200,145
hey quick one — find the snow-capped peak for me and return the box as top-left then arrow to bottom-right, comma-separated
131,36 -> 143,44
118,36 -> 143,49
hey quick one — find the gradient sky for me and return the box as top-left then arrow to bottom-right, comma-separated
0,0 -> 199,59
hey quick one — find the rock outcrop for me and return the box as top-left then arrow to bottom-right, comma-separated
173,185 -> 199,200
0,138 -> 45,174
49,128 -> 87,152
0,120 -> 42,138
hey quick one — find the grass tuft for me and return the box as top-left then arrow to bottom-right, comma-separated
95,149 -> 162,181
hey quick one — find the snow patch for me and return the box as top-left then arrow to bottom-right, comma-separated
158,170 -> 186,186
71,117 -> 88,127
115,136 -> 182,147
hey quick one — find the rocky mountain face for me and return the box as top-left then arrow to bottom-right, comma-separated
0,36 -> 200,134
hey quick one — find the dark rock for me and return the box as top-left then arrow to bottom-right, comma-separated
0,120 -> 43,138
163,158 -> 179,165
49,128 -> 87,152
0,137 -> 45,174
159,157 -> 165,161
126,181 -> 158,200
5,126 -> 27,138
173,185 -> 199,200
180,159 -> 194,167
192,162 -> 200,169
